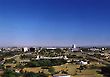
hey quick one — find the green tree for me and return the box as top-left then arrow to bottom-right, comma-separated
23,72 -> 37,77
23,72 -> 48,77
0,64 -> 4,69
3,69 -> 20,77
48,67 -> 55,75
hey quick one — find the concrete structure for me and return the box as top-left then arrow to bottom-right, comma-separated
89,48 -> 100,51
102,48 -> 105,50
15,69 -> 21,73
23,47 -> 28,52
63,56 -> 68,60
71,44 -> 80,51
36,55 -> 40,60
41,56 -> 63,59
53,74 -> 70,77
46,48 -> 57,49
80,61 -> 88,65
72,44 -> 76,49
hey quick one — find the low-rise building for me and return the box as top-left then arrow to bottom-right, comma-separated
80,61 -> 88,65
53,74 -> 71,77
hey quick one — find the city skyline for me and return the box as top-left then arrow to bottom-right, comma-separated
0,0 -> 110,47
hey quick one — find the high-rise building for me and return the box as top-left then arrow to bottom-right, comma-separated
72,44 -> 76,49
71,44 -> 79,52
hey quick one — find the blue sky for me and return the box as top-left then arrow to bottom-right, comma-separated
0,0 -> 110,47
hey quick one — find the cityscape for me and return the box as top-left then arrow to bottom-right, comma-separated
0,45 -> 109,77
0,0 -> 110,77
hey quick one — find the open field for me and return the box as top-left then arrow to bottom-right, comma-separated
22,62 -> 105,77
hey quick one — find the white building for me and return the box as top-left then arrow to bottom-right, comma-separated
80,61 -> 88,65
102,48 -> 105,50
89,48 -> 100,51
46,48 -> 57,49
71,44 -> 80,52
36,55 -> 40,60
15,69 -> 20,73
23,47 -> 28,52
72,44 -> 76,49
63,56 -> 68,60
53,74 -> 70,77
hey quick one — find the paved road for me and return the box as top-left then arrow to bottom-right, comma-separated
83,52 -> 110,65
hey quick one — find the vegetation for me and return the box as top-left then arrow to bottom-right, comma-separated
3,69 -> 20,77
0,47 -> 109,77
39,48 -> 65,57
0,64 -> 4,69
100,66 -> 110,77
2,69 -> 48,77
25,59 -> 67,67
23,72 -> 48,77
48,67 -> 55,75
4,59 -> 17,64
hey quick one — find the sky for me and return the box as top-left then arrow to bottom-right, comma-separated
0,0 -> 110,47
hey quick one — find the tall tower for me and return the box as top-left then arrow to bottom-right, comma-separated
72,44 -> 76,49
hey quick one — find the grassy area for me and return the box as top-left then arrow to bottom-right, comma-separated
23,67 -> 42,73
22,62 -> 105,77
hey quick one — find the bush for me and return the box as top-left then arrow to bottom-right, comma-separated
25,59 -> 67,67
23,72 -> 48,77
3,69 -> 20,77
48,67 -> 55,75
